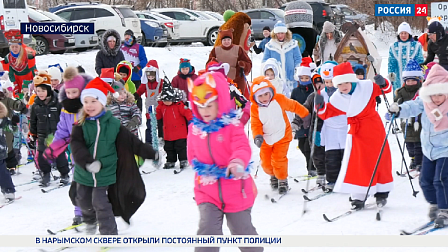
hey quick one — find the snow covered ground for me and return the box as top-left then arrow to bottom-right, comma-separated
1,28 -> 446,252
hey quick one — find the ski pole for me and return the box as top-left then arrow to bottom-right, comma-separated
399,119 -> 409,175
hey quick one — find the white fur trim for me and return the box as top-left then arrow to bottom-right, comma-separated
402,70 -> 423,79
295,66 -> 312,78
252,82 -> 269,93
333,73 -> 359,86
81,88 -> 107,106
101,78 -> 113,83
113,92 -> 120,98
274,26 -> 287,34
419,83 -> 448,102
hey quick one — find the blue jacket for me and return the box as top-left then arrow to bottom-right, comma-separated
263,39 -> 302,87
258,37 -> 270,52
398,97 -> 448,161
388,39 -> 424,91
120,42 -> 148,82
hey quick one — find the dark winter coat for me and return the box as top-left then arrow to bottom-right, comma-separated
95,29 -> 125,76
423,35 -> 448,69
30,91 -> 62,139
394,84 -> 422,142
0,96 -> 26,152
290,83 -> 314,138
0,102 -> 10,160
293,92 -> 324,145
171,67 -> 198,98
156,101 -> 193,141
70,114 -> 157,224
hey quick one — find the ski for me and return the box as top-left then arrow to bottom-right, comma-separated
303,192 -> 332,201
141,170 -> 156,175
400,221 -> 434,235
265,188 -> 291,203
301,185 -> 322,194
294,176 -> 317,183
15,180 -> 39,187
0,196 -> 22,208
98,247 -> 111,252
174,168 -> 184,174
47,223 -> 84,235
323,203 -> 376,222
396,168 -> 417,177
415,226 -> 448,235
41,183 -> 71,193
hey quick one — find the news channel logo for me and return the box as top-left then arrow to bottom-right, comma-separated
375,4 -> 428,16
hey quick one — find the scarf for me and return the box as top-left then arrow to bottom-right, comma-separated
299,79 -> 312,86
325,86 -> 337,97
424,98 -> 448,132
61,98 -> 83,113
191,110 -> 241,136
86,110 -> 106,120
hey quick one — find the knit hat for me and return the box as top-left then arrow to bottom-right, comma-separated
320,61 -> 338,80
179,58 -> 192,72
402,59 -> 423,81
322,21 -> 336,33
110,79 -> 125,94
3,29 -> 23,44
100,68 -> 115,83
22,80 -> 31,89
352,64 -> 367,79
419,64 -> 448,102
33,70 -> 52,87
219,29 -> 234,40
332,62 -> 359,86
284,0 -> 313,29
81,77 -> 118,106
312,72 -> 323,88
63,67 -> 85,92
158,78 -> 179,102
124,29 -> 134,36
428,21 -> 445,41
398,22 -> 412,35
47,66 -> 62,82
263,26 -> 271,32
295,57 -> 316,78
274,21 -> 287,34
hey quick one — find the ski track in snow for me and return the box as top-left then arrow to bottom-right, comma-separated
2,30 -> 446,252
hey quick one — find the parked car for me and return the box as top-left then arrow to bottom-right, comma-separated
151,8 -> 223,46
139,18 -> 167,47
242,8 -> 285,40
203,11 -> 224,21
134,11 -> 180,42
32,8 -> 99,52
280,0 -> 335,33
330,4 -> 371,25
28,8 -> 76,55
329,5 -> 345,28
0,0 -> 33,57
52,3 -> 142,44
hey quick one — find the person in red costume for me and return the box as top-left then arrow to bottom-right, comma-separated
1,29 -> 37,94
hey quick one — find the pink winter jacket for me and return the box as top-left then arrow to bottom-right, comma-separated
187,72 -> 256,213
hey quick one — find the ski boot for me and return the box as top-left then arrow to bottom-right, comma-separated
278,179 -> 289,195
323,182 -> 334,193
270,176 -> 278,190
40,173 -> 51,187
434,209 -> 448,228
409,157 -> 416,170
27,154 -> 34,163
3,192 -> 15,202
85,222 -> 97,235
32,169 -> 42,180
429,204 -> 439,222
72,215 -> 83,226
163,162 -> 175,169
351,199 -> 365,210
8,167 -> 16,175
316,175 -> 325,186
60,174 -> 70,185
416,165 -> 422,172
376,197 -> 387,207
179,160 -> 189,170
308,169 -> 317,177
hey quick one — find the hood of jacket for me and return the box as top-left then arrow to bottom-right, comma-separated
250,76 -> 277,105
261,58 -> 282,79
116,60 -> 133,82
141,60 -> 160,83
101,29 -> 122,57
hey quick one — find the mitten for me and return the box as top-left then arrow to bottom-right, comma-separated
86,161 -> 101,173
254,135 -> 264,148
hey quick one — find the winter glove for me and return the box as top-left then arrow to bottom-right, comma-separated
388,102 -> 401,117
314,131 -> 321,147
27,53 -> 34,60
133,93 -> 140,101
384,112 -> 392,121
291,121 -> 299,132
314,94 -> 325,110
237,61 -> 246,68
152,152 -> 161,168
133,65 -> 141,73
375,96 -> 381,105
387,72 -> 396,82
126,116 -> 140,130
374,74 -> 387,88
366,54 -> 375,63
302,114 -> 311,129
11,115 -> 20,125
254,135 -> 264,148
226,159 -> 246,179
86,160 -> 101,173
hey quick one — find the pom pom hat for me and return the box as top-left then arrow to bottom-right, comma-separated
332,62 -> 359,86
81,77 -> 119,106
419,64 -> 448,103
274,21 -> 287,34
63,67 -> 85,92
402,59 -> 423,81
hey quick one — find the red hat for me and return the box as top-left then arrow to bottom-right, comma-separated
3,29 -> 23,44
332,62 -> 359,86
295,57 -> 316,78
81,77 -> 118,106
100,68 -> 115,83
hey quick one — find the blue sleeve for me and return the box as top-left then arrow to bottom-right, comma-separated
398,97 -> 425,118
388,44 -> 397,75
262,47 -> 270,63
293,45 -> 302,67
414,42 -> 424,64
138,44 -> 148,68
259,38 -> 267,51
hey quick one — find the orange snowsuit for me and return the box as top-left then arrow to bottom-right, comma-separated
250,76 -> 309,180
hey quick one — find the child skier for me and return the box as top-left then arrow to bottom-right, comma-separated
71,77 -> 159,235
388,64 -> 448,227
0,102 -> 16,202
315,62 -> 393,209
251,76 -> 310,194
107,80 -> 141,136
171,58 -> 198,98
30,71 -> 70,187
187,72 -> 262,252
156,81 -> 192,169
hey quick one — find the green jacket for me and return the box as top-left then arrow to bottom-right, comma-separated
394,84 -> 422,142
116,61 -> 136,94
72,111 -> 121,187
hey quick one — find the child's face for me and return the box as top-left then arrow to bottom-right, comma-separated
265,69 -> 275,80
338,82 -> 352,94
257,91 -> 272,105
146,72 -> 156,81
430,94 -> 447,106
300,76 -> 310,82
406,79 -> 418,86
180,67 -> 190,75
316,82 -> 325,90
65,88 -> 80,100
324,79 -> 334,87
263,30 -> 270,38
198,100 -> 218,122
83,96 -> 103,117
119,72 -> 128,80
163,101 -> 173,106
222,38 -> 232,47
22,88 -> 29,94
9,44 -> 21,54
51,79 -> 60,88
117,90 -> 126,102
356,74 -> 364,80
36,86 -> 48,100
